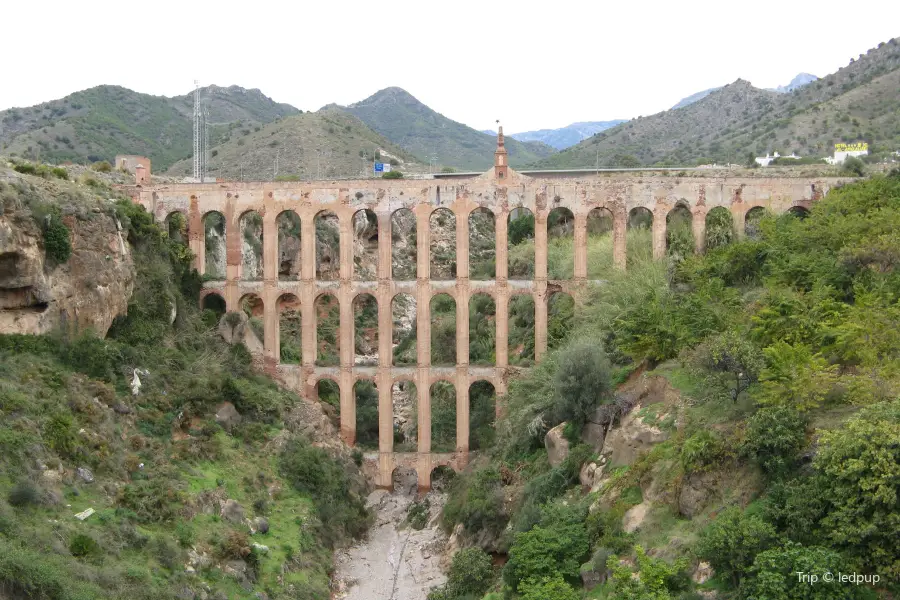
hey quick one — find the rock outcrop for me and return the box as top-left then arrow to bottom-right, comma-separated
544,423 -> 570,467
0,171 -> 134,336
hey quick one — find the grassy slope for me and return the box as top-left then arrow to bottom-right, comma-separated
533,37 -> 900,168
0,172 -> 366,600
345,87 -> 555,171
0,85 -> 298,170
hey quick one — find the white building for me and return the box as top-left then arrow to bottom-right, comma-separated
755,151 -> 801,167
826,142 -> 869,165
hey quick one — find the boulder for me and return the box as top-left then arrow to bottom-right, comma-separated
581,418 -> 607,452
622,502 -> 649,533
678,471 -> 716,518
221,499 -> 245,524
76,467 -> 94,483
253,517 -> 269,534
604,404 -> 669,467
579,462 -> 597,488
215,402 -> 242,430
544,423 -> 570,468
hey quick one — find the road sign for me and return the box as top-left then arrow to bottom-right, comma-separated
374,163 -> 384,173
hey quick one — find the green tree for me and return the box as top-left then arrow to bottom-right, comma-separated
518,575 -> 581,600
758,342 -> 838,411
551,339 -> 613,427
696,507 -> 778,587
606,545 -> 689,600
742,543 -> 874,600
840,156 -> 865,177
382,170 -> 403,179
504,521 -> 590,592
815,400 -> 900,578
743,405 -> 807,475
693,330 -> 765,401
428,547 -> 494,600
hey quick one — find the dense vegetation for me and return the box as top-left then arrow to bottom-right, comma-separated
0,185 -> 369,598
436,171 -> 900,599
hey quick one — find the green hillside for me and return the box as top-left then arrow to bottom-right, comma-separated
167,106 -> 423,181
0,168 -> 369,599
344,87 -> 556,171
0,85 -> 299,170
434,170 -> 900,600
533,37 -> 900,168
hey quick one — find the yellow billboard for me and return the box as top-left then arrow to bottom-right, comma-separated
835,142 -> 868,152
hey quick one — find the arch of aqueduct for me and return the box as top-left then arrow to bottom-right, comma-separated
129,135 -> 846,489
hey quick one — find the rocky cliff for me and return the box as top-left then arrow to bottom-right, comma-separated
0,166 -> 134,336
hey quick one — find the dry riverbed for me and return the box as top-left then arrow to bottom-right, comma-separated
332,471 -> 449,600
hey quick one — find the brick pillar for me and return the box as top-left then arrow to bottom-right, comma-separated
377,213 -> 393,460
417,453 -> 432,492
652,206 -> 667,260
534,285 -> 548,361
339,212 -> 356,446
415,204 -> 431,455
189,197 -> 203,273
573,212 -> 587,280
495,210 -> 509,418
535,212 -> 548,281
534,212 -> 548,361
455,208 -> 470,451
496,288 -> 509,372
613,209 -> 627,270
300,214 -> 317,368
693,208 -> 707,254
224,201 -> 240,308
262,209 -> 278,370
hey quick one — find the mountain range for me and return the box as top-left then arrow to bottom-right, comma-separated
533,38 -> 900,169
506,121 -> 627,150
342,87 -> 555,170
0,85 -> 298,170
1,38 -> 898,176
670,73 -> 820,110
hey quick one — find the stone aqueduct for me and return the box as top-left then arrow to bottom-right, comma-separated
130,140 -> 845,489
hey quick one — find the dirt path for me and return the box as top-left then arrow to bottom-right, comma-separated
333,473 -> 449,600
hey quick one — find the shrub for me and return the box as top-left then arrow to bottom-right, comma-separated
278,439 -> 370,546
218,530 -> 250,560
50,167 -> 68,180
441,466 -> 506,535
428,547 -> 494,599
551,339 -> 613,427
680,430 -> 724,473
743,405 -> 806,475
606,545 -> 690,600
840,156 -> 865,177
518,575 -> 581,600
504,514 -> 590,592
117,477 -> 183,523
91,161 -> 112,172
406,499 -> 430,530
814,399 -> 900,578
696,507 -> 778,587
742,542 -> 873,600
7,481 -> 41,507
68,533 -> 100,558
43,213 -> 72,263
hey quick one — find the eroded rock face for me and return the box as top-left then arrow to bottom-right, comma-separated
0,198 -> 134,337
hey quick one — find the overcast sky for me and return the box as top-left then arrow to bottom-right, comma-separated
2,0 -> 897,133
